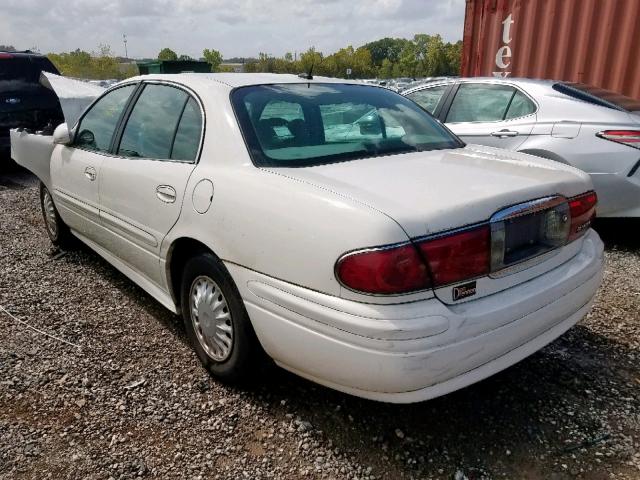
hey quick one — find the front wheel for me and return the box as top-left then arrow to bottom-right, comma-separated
39,183 -> 73,249
180,253 -> 259,382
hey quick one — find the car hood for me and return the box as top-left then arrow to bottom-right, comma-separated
266,144 -> 593,238
39,71 -> 105,127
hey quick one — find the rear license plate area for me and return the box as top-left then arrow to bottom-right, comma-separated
491,197 -> 570,272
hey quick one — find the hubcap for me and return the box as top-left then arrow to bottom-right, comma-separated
189,276 -> 233,362
42,189 -> 58,238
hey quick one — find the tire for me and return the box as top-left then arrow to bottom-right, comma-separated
39,183 -> 74,249
180,252 -> 259,382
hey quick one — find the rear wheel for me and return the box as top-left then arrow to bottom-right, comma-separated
180,253 -> 259,382
39,183 -> 73,249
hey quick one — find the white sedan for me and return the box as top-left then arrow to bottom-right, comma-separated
11,73 -> 603,403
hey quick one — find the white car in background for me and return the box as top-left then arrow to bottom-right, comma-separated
11,73 -> 603,403
403,78 -> 640,217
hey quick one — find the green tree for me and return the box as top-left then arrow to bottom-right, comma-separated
299,47 -> 323,76
158,48 -> 178,61
379,58 -> 394,78
178,54 -> 192,61
47,44 -> 137,80
202,48 -> 223,72
362,37 -> 409,67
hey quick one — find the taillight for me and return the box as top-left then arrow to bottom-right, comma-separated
336,243 -> 430,294
417,225 -> 491,287
568,191 -> 597,242
336,225 -> 491,294
337,193 -> 595,296
596,130 -> 640,149
0,53 -> 14,59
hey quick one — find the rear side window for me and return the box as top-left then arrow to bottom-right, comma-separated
405,85 -> 448,114
447,83 -> 535,122
75,85 -> 136,153
553,82 -> 640,113
171,97 -> 202,161
505,90 -> 536,119
118,84 -> 189,160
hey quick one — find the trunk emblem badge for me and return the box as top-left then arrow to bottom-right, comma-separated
453,281 -> 477,301
5,97 -> 20,104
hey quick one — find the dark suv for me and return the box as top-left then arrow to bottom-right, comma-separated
0,51 -> 64,160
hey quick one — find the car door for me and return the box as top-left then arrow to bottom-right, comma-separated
97,82 -> 202,287
50,84 -> 137,240
442,82 -> 537,150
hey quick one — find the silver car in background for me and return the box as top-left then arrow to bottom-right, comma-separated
403,78 -> 640,217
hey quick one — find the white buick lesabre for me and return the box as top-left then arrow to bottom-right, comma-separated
11,73 -> 604,403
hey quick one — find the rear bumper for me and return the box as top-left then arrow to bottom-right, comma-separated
591,171 -> 640,217
228,230 -> 604,403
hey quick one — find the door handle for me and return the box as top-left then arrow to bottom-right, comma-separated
491,129 -> 519,138
156,185 -> 176,203
84,166 -> 97,181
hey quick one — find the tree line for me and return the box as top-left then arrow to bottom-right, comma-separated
40,34 -> 460,80
243,35 -> 462,79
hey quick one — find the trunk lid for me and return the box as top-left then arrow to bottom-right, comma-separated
269,144 -> 592,238
270,144 -> 594,304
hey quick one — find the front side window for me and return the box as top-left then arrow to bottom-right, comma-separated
75,84 -> 136,152
405,85 -> 448,114
447,83 -> 531,123
232,83 -> 462,167
118,84 -> 190,160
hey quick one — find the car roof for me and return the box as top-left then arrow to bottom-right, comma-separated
402,76 -> 558,95
0,50 -> 50,59
125,73 -> 367,90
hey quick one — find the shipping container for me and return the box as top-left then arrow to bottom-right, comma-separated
461,0 -> 640,99
136,60 -> 211,75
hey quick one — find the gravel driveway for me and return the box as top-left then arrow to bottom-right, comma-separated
1,168 -> 639,480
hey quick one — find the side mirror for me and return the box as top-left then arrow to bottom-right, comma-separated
53,123 -> 72,145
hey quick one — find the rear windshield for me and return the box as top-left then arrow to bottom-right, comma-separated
0,56 -> 59,83
553,82 -> 640,113
231,83 -> 463,167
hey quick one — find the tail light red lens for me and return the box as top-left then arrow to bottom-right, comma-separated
596,130 -> 640,149
337,193 -> 595,296
336,243 -> 430,294
417,225 -> 491,287
568,191 -> 597,242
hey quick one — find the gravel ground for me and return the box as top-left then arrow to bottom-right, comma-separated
1,168 -> 639,480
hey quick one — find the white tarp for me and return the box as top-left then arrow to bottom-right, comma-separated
39,71 -> 105,128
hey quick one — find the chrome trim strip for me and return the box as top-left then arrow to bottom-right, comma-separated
490,195 -> 567,222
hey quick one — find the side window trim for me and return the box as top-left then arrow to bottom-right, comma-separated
72,82 -> 141,153
109,82 -> 146,154
432,83 -> 456,119
112,81 -> 205,164
168,96 -> 191,159
437,82 -> 460,121
442,82 -> 538,124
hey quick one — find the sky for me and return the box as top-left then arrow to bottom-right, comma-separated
1,0 -> 465,59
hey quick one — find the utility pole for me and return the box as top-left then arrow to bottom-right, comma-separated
123,34 -> 128,59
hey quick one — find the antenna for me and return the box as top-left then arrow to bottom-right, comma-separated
298,61 -> 314,80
